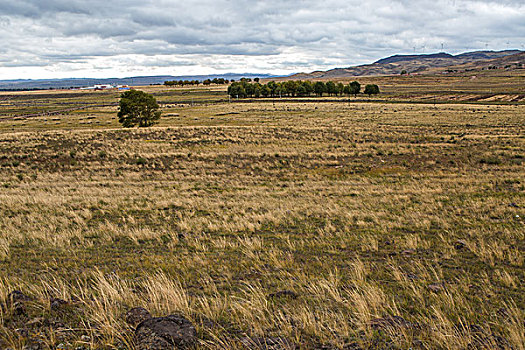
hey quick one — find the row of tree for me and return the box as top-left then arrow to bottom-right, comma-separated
227,80 -> 380,98
164,78 -> 230,86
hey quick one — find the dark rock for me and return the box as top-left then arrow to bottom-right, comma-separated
509,203 -> 519,208
135,315 -> 197,350
269,290 -> 298,299
454,240 -> 468,250
370,316 -> 415,330
50,298 -> 68,311
240,336 -> 295,350
125,307 -> 152,327
7,291 -> 31,316
8,290 -> 32,303
13,301 -> 27,316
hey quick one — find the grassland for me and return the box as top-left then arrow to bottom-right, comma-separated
0,76 -> 523,349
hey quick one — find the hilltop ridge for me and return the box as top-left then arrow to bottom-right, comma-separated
286,50 -> 523,80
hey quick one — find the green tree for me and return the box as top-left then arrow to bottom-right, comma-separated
267,81 -> 278,97
228,82 -> 246,98
296,84 -> 307,97
326,81 -> 337,96
244,82 -> 255,97
277,82 -> 288,97
260,85 -> 271,97
349,81 -> 361,97
302,81 -> 314,96
254,84 -> 262,98
314,81 -> 326,96
364,84 -> 380,97
284,80 -> 298,97
118,90 -> 161,128
336,82 -> 345,96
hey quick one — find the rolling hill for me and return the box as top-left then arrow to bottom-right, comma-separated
287,50 -> 523,80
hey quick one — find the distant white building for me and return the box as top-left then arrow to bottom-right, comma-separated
79,84 -> 127,91
93,84 -> 115,90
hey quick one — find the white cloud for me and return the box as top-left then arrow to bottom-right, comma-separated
0,0 -> 523,79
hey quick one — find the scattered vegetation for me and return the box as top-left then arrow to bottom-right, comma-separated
0,79 -> 523,349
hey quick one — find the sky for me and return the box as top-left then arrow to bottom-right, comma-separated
0,0 -> 524,80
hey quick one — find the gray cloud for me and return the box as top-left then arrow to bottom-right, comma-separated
0,0 -> 524,78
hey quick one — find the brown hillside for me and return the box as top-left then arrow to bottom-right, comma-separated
283,50 -> 523,80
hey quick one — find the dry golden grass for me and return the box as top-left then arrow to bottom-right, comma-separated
0,96 -> 523,349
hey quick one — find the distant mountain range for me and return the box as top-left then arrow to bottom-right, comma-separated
287,50 -> 524,80
0,73 -> 275,91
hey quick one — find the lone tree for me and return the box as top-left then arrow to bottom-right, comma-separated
364,84 -> 380,97
118,90 -> 161,127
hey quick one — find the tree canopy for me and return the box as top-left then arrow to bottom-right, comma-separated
164,78 -> 229,87
349,81 -> 361,97
227,79 -> 370,99
117,90 -> 161,128
364,84 -> 380,97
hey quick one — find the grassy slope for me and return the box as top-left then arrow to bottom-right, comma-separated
0,84 -> 523,349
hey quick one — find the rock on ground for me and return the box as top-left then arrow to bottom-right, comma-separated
125,307 -> 152,327
135,315 -> 196,350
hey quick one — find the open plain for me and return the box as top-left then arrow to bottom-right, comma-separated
0,74 -> 523,349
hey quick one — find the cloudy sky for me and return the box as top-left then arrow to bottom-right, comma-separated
0,0 -> 524,79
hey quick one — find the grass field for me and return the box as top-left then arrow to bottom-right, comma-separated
0,76 -> 523,349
